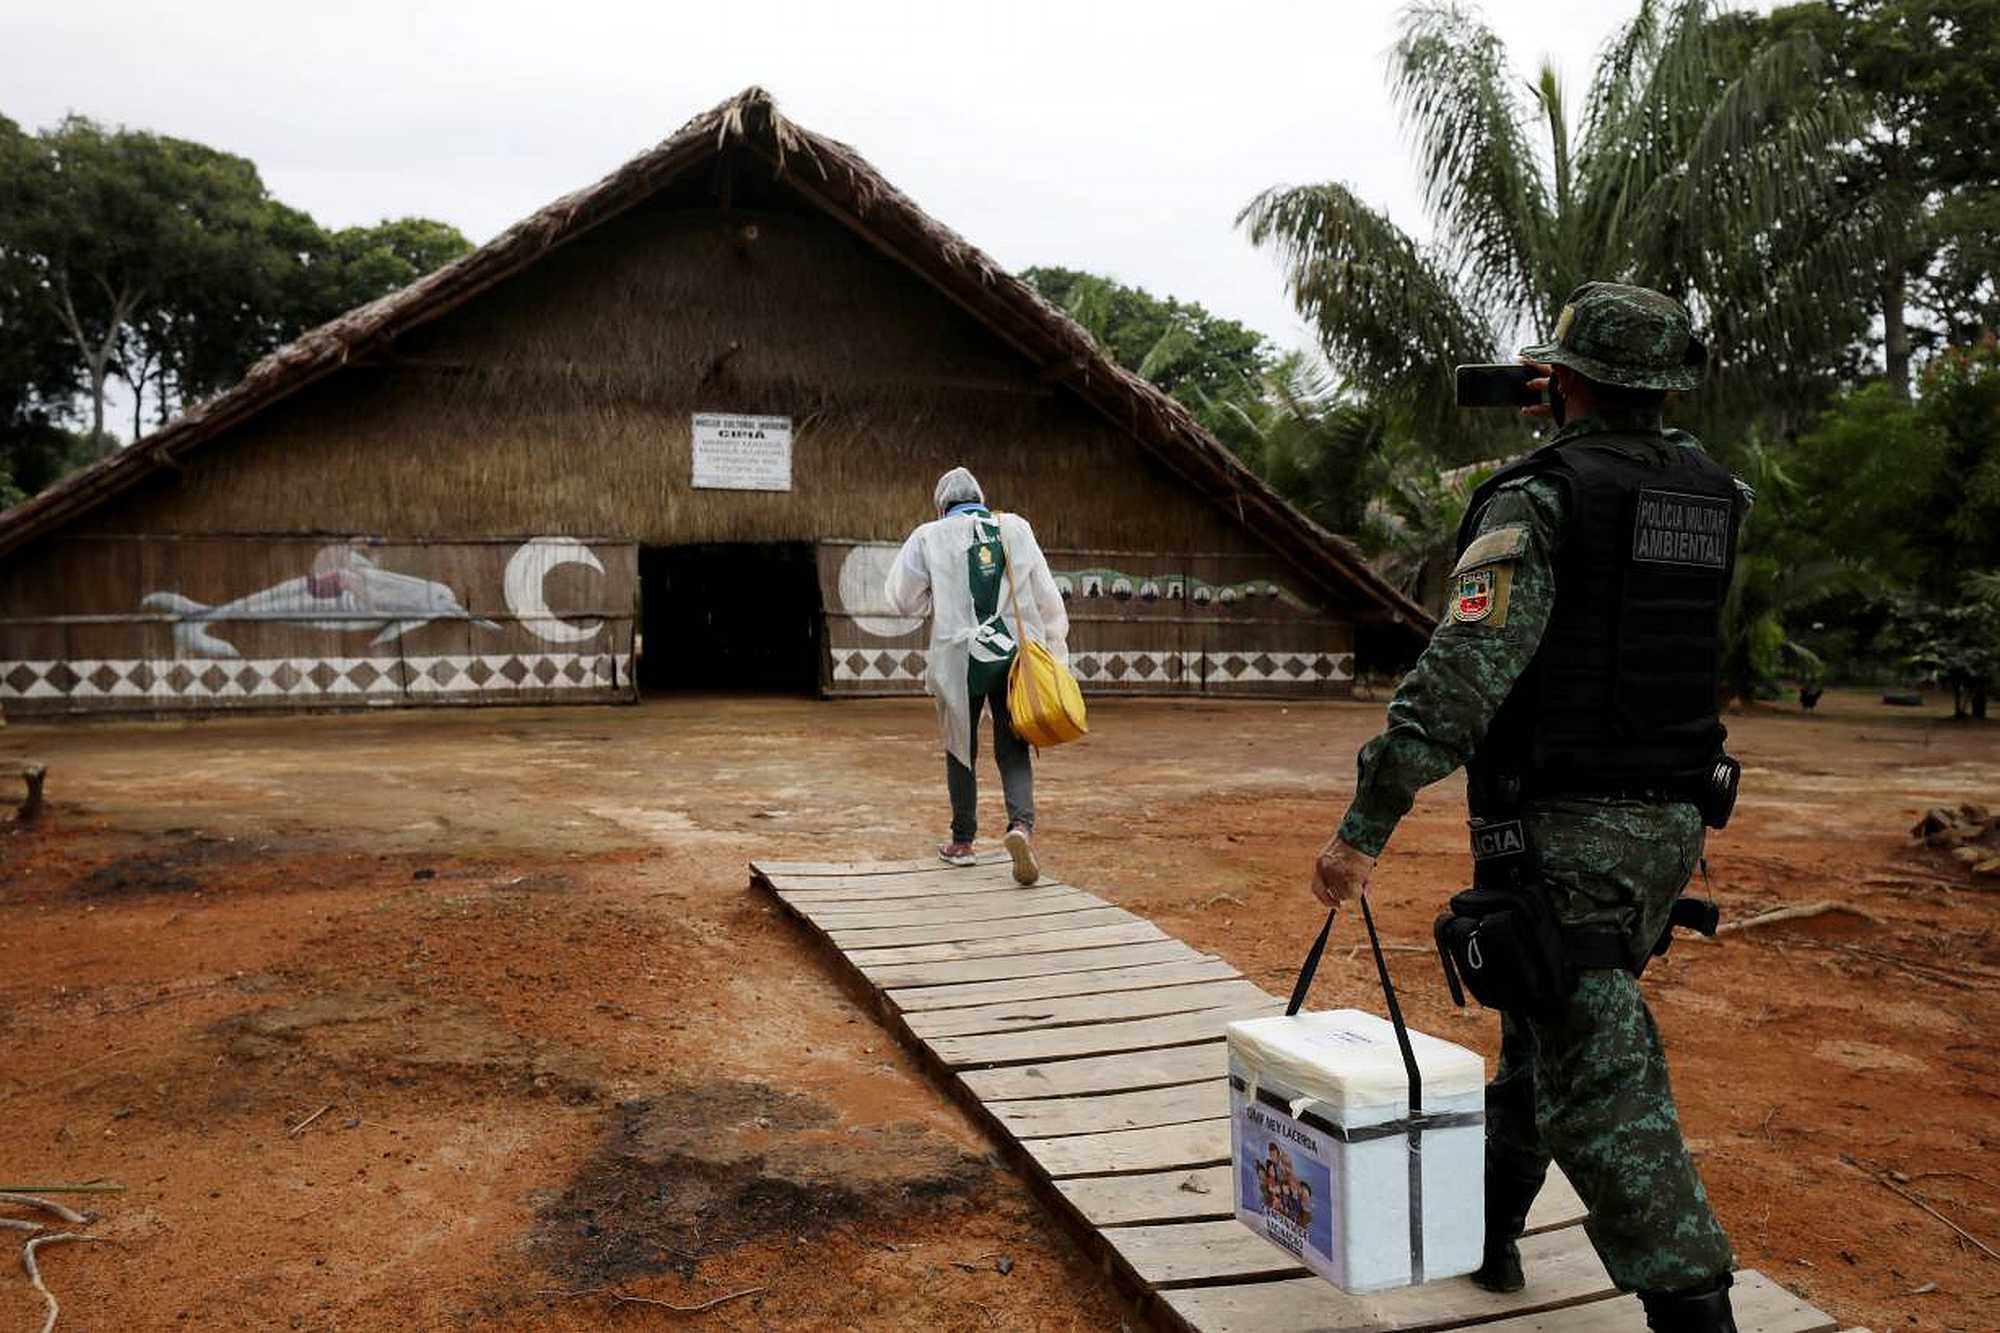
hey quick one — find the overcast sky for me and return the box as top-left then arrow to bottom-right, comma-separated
9,0 -> 1711,425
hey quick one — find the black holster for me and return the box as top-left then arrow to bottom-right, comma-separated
1434,814 -> 1573,1018
1434,877 -> 1571,1018
1435,810 -> 1723,1016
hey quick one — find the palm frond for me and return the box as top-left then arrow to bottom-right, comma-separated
1392,2 -> 1557,318
1135,317 -> 1198,382
1581,0 -> 1664,148
1534,61 -> 1572,234
1237,181 -> 1490,432
1571,3 -> 1879,411
1573,0 -> 1708,272
1263,349 -> 1346,427
1059,274 -> 1116,345
1233,352 -> 1400,532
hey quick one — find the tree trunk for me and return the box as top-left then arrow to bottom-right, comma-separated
49,275 -> 137,455
87,360 -> 109,451
1882,272 -> 1911,401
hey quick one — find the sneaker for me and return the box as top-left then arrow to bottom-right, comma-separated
937,841 -> 977,867
1003,826 -> 1039,885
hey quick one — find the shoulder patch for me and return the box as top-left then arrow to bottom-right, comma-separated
1451,525 -> 1529,576
1450,564 -> 1514,627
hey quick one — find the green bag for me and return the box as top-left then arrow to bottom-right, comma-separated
964,514 -> 1016,696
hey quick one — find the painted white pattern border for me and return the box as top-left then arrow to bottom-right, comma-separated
0,653 -> 630,704
829,648 -> 1353,687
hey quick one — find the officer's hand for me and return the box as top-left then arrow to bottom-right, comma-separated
1311,834 -> 1376,908
1519,357 -> 1554,419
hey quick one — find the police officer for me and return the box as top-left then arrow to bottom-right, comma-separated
1310,283 -> 1743,1332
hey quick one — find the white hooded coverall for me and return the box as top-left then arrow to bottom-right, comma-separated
883,509 -> 1069,769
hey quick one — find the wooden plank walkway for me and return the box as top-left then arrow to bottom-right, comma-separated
754,854 -> 1842,1333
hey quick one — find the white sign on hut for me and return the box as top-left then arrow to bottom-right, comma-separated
691,413 -> 793,491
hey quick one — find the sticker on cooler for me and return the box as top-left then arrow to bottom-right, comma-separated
1237,1100 -> 1335,1261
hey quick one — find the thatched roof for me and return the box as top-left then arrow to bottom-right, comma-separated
0,87 -> 1431,635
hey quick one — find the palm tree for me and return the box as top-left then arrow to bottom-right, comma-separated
1361,447 -> 1498,608
1205,351 -> 1395,535
1241,0 -> 1883,441
1203,354 -> 1505,607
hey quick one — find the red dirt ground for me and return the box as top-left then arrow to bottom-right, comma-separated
0,691 -> 1994,1331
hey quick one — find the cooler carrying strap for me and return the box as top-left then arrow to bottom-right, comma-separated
1284,898 -> 1429,1283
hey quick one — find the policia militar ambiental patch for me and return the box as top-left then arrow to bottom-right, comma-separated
1631,489 -> 1731,569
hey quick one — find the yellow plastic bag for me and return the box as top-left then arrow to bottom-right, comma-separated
1009,636 -> 1088,747
996,515 -> 1088,748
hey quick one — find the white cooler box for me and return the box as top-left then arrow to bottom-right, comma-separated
1227,1008 -> 1486,1292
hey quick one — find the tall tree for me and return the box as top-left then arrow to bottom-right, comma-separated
0,118 -> 263,449
1022,266 -> 1273,414
282,216 -> 475,352
1771,0 -> 2000,394
0,116 -> 473,464
1791,336 -> 2000,601
1241,0 -> 1885,438
0,116 -> 87,501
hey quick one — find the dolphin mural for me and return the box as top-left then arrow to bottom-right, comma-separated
142,546 -> 500,659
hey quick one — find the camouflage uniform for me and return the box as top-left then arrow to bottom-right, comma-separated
1335,285 -> 1736,1297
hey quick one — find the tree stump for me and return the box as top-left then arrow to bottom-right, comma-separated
3,763 -> 46,822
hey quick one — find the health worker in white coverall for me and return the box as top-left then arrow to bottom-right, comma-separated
885,467 -> 1069,885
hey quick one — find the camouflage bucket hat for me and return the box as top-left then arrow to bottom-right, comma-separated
1519,281 -> 1707,391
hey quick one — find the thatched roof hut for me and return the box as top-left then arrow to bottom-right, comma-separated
0,88 -> 1429,716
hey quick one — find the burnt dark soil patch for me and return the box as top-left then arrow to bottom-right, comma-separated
209,987 -> 604,1104
73,830 -> 247,897
532,1081 -> 990,1287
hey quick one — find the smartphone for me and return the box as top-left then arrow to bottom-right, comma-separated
1455,364 -> 1541,409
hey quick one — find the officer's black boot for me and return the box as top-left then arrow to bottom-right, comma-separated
1469,1160 -> 1547,1293
1637,1273 -> 1737,1333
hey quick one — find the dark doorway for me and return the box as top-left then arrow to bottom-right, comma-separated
638,543 -> 823,692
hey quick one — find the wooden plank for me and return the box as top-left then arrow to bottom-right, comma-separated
886,956 -> 1242,1012
846,920 -> 1166,968
826,905 -> 1140,949
1104,1217 -> 1306,1287
1527,1167 -> 1586,1235
958,1038 -> 1224,1101
905,979 -> 1273,1039
1054,1165 -> 1236,1226
752,851 -> 1009,876
1473,1270 -> 1836,1332
861,939 -> 1206,990
767,860 -> 1017,883
930,1003 -> 1278,1069
1158,1227 -> 1612,1327
1025,1118 -> 1231,1178
797,887 -> 1104,926
988,1079 -> 1229,1140
771,867 -> 1030,899
1049,1162 -> 1584,1230
774,874 -> 1038,902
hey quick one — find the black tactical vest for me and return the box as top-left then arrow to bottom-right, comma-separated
1459,428 -> 1741,807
